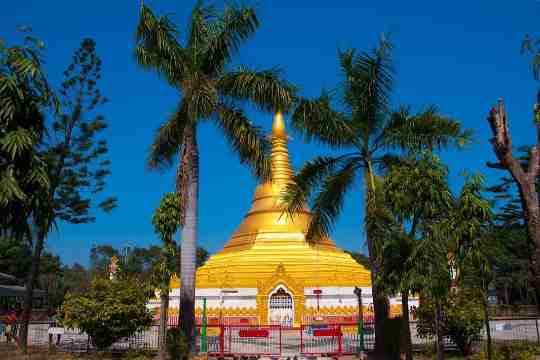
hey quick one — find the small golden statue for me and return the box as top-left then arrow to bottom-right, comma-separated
109,255 -> 119,280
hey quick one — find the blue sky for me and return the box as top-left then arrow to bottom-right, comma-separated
2,1 -> 539,266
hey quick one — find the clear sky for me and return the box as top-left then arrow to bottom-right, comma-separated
2,1 -> 539,266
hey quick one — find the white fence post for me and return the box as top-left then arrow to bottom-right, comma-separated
535,318 -> 539,345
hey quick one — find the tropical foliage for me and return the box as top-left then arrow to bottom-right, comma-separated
416,289 -> 485,356
0,33 -> 53,239
134,1 -> 295,352
284,38 -> 471,354
151,192 -> 182,359
60,277 -> 153,350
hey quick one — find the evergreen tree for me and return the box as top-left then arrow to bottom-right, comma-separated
18,38 -> 116,352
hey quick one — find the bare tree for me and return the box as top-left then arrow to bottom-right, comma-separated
487,95 -> 540,309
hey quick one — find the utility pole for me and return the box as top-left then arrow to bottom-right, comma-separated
354,287 -> 365,359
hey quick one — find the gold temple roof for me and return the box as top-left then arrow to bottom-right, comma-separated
175,113 -> 371,289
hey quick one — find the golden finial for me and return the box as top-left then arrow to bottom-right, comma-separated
270,112 -> 293,182
272,112 -> 287,138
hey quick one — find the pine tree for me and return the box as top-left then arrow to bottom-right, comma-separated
19,38 -> 116,352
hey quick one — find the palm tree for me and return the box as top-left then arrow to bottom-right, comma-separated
285,38 -> 471,354
152,192 -> 181,360
134,2 -> 295,353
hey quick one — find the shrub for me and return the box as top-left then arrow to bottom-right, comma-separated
469,342 -> 538,360
60,277 -> 153,350
167,327 -> 188,360
416,289 -> 484,356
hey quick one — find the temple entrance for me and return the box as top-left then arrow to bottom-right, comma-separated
268,287 -> 294,327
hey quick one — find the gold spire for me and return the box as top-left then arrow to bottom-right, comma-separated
220,112 -> 336,252
178,112 -> 372,295
272,111 -> 287,138
270,112 -> 293,185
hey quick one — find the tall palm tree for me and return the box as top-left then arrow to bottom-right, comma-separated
285,38 -> 471,354
134,2 -> 295,353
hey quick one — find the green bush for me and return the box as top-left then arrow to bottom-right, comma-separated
469,342 -> 538,360
123,349 -> 156,360
60,277 -> 153,350
167,327 -> 188,360
416,290 -> 484,356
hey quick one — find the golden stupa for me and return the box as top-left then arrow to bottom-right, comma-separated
166,113 -> 372,326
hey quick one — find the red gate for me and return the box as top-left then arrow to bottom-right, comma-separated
199,322 -> 374,356
201,325 -> 282,356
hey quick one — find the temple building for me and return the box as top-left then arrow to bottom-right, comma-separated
149,113 -> 415,326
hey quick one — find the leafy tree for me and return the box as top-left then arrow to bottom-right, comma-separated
521,34 -> 540,80
379,154 -> 490,360
0,236 -> 32,280
490,227 -> 533,305
283,38 -> 470,354
416,289 -> 484,357
379,153 -> 453,360
486,149 -> 538,306
61,263 -> 91,296
18,38 -> 116,351
134,2 -> 295,352
0,32 -> 54,242
345,250 -> 371,269
0,234 -> 92,309
152,192 -> 181,360
89,243 -> 208,283
194,247 -> 209,268
36,252 -> 63,309
60,277 -> 153,351
90,244 -> 158,280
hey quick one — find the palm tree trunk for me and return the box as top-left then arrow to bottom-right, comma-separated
20,228 -> 46,353
364,161 -> 388,355
159,292 -> 170,360
178,123 -> 199,356
402,290 -> 413,360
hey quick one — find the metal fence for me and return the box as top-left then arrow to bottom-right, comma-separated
1,318 -> 538,355
1,322 -> 160,353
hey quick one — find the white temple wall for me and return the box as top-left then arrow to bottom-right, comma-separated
157,286 -> 416,313
304,286 -> 373,308
164,288 -> 258,309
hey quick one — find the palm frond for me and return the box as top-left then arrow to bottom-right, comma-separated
339,38 -> 393,140
282,154 -> 362,240
148,104 -> 188,171
306,157 -> 361,240
187,1 -> 215,52
291,92 -> 354,147
380,105 -> 472,153
218,67 -> 296,112
185,76 -> 218,119
134,4 -> 187,85
215,104 -> 271,180
283,156 -> 350,219
203,4 -> 259,73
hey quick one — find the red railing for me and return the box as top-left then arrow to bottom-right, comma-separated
197,322 -> 374,356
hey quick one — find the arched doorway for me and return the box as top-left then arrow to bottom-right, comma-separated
268,287 -> 294,327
